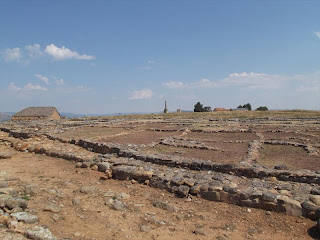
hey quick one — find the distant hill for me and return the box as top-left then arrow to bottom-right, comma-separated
0,112 -> 12,122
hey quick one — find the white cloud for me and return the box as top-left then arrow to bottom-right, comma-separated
295,71 -> 320,93
8,82 -> 47,91
147,60 -> 156,64
8,83 -> 21,91
129,89 -> 154,100
163,72 -> 286,91
24,83 -> 47,91
3,48 -> 22,62
55,78 -> 64,86
35,74 -> 49,85
297,86 -> 320,92
44,44 -> 95,60
163,81 -> 184,89
219,72 -> 286,90
25,44 -> 43,58
136,66 -> 152,70
314,32 -> 320,39
52,76 -> 65,85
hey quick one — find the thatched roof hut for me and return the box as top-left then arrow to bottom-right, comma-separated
12,107 -> 61,121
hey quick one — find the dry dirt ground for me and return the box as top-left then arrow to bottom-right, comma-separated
0,144 -> 317,240
1,111 -> 320,240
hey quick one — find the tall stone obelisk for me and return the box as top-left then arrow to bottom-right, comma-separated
163,100 -> 168,113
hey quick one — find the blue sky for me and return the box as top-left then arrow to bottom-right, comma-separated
0,0 -> 320,114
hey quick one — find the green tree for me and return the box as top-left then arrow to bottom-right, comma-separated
237,103 -> 251,110
256,106 -> 268,111
243,103 -> 252,110
194,102 -> 204,112
203,106 -> 212,112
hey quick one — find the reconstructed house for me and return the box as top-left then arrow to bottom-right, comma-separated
12,107 -> 61,121
214,107 -> 230,111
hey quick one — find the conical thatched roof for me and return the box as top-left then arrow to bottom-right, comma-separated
13,107 -> 60,117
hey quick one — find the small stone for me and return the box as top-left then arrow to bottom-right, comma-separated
311,187 -> 320,195
116,193 -> 130,200
140,225 -> 151,233
74,232 -> 83,237
247,208 -> 252,213
103,190 -> 114,197
72,197 -> 81,205
52,214 -> 59,222
43,203 -> 61,213
79,185 -> 96,194
265,211 -> 271,215
224,223 -> 237,231
98,162 -> 110,172
110,200 -> 126,211
193,228 -> 207,236
152,200 -> 178,212
75,162 -> 82,168
0,181 -> 8,188
25,184 -> 38,196
91,165 -> 98,171
105,198 -> 114,205
0,215 -> 9,224
11,207 -> 24,213
217,235 -> 229,240
274,164 -> 288,170
0,153 -> 12,159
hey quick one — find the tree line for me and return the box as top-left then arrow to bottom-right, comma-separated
193,102 -> 268,112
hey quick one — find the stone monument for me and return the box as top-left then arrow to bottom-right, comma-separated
163,101 -> 169,113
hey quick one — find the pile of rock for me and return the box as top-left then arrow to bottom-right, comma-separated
0,171 -> 56,240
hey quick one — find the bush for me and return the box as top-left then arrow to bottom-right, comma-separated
256,106 -> 268,111
238,103 -> 252,110
194,102 -> 204,112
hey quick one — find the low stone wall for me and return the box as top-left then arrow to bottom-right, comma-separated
2,127 -> 319,185
2,130 -> 320,220
264,140 -> 320,156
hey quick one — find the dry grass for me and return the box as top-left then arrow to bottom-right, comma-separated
78,110 -> 320,121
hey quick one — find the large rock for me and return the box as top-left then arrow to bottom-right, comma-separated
25,226 -> 56,240
199,190 -> 221,202
5,198 -> 28,210
277,196 -> 302,216
176,185 -> 190,197
0,187 -> 18,196
109,199 -> 126,211
79,186 -> 96,194
43,203 -> 61,213
152,200 -> 178,212
0,152 -> 12,159
262,192 -> 278,202
0,181 -> 8,188
11,212 -> 38,224
97,162 -> 110,172
25,184 -> 38,196
310,195 -> 320,206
